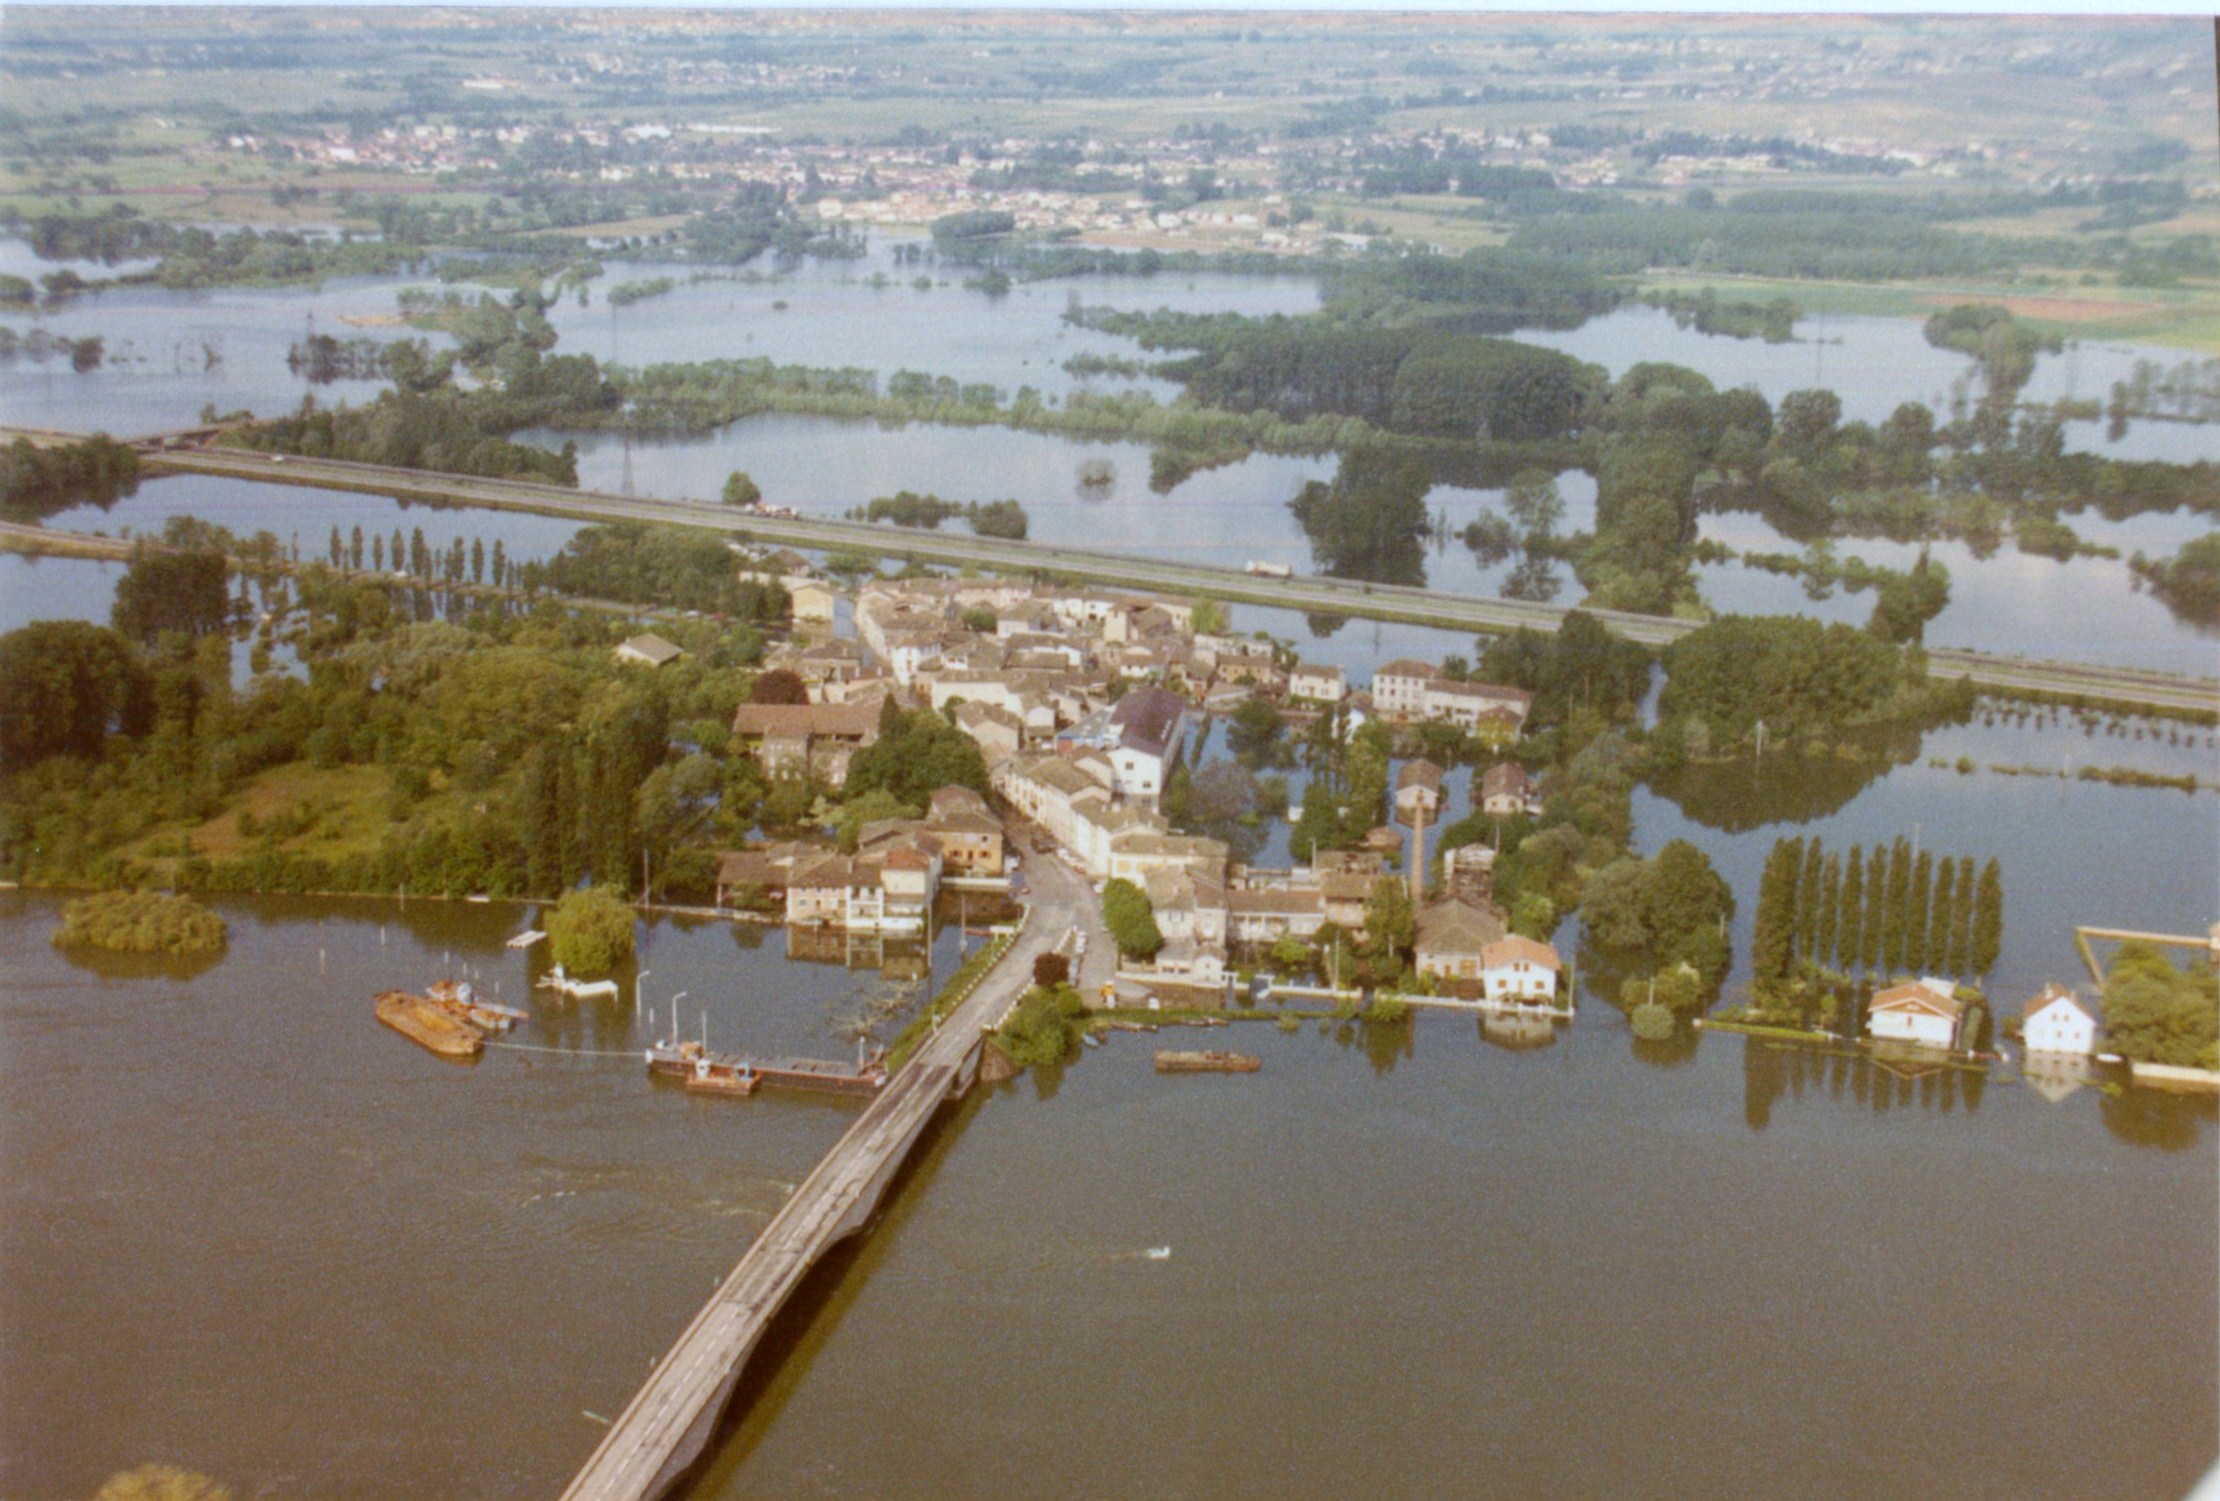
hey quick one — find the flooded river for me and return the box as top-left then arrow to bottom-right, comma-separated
3,231 -> 2216,1500
2,887 -> 2210,1501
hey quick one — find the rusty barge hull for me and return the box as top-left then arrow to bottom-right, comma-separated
376,991 -> 483,1059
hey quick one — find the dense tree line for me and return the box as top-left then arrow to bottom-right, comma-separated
1578,837 -> 1736,1003
2129,534 -> 2220,627
851,490 -> 1029,539
532,523 -> 789,620
2102,942 -> 2218,1070
1655,615 -> 1972,758
0,434 -> 141,522
110,546 -> 232,644
0,542 -> 774,900
1751,834 -> 2001,1000
842,699 -> 991,808
1286,450 -> 1430,583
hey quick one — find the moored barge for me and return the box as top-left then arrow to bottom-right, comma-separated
646,1037 -> 887,1096
1154,1049 -> 1261,1074
376,990 -> 484,1059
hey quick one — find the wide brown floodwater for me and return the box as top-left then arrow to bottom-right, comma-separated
3,890 -> 2212,1501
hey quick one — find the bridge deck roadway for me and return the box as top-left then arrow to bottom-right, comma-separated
558,853 -> 1093,1501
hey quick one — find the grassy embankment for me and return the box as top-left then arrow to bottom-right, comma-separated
118,763 -> 396,879
884,926 -> 1021,1074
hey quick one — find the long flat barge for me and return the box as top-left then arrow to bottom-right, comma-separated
1154,1049 -> 1261,1074
376,990 -> 483,1059
645,1039 -> 886,1096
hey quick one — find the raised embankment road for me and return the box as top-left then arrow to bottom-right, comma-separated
28,439 -> 2213,716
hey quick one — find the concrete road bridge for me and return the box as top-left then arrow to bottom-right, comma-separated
557,849 -> 1099,1501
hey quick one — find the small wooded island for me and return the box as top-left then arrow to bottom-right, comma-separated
51,890 -> 228,957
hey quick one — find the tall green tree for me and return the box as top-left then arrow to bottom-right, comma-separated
1364,874 -> 1418,983
1794,837 -> 1825,965
1861,844 -> 1887,971
1904,851 -> 1933,973
1948,855 -> 1977,978
1101,877 -> 1162,959
1928,857 -> 1957,975
522,745 -> 565,896
0,621 -> 152,769
111,549 -> 231,643
1814,852 -> 1840,973
1751,836 -> 1801,988
1881,837 -> 1911,973
1970,859 -> 2004,975
1836,842 -> 1865,972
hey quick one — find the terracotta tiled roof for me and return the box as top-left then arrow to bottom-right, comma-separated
1481,935 -> 1562,972
731,697 -> 883,740
1872,980 -> 1964,1018
1416,899 -> 1507,954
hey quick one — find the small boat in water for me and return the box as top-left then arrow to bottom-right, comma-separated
426,978 -> 526,1032
375,990 -> 483,1059
537,964 -> 621,1001
678,1048 -> 759,1096
1154,1050 -> 1261,1074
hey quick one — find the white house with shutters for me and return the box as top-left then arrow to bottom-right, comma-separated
2021,984 -> 2099,1058
1868,978 -> 1964,1050
1478,936 -> 1563,1005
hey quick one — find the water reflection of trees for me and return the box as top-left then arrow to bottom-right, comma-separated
1632,1025 -> 1700,1068
1287,452 -> 1430,587
51,944 -> 227,984
2100,1087 -> 2215,1152
1501,554 -> 1561,603
1741,1036 -> 1988,1130
1644,729 -> 1922,833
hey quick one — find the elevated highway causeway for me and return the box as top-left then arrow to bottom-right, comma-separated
5,427 -> 2213,715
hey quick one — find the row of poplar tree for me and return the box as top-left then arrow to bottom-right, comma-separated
1752,835 -> 2002,991
328,523 -> 518,591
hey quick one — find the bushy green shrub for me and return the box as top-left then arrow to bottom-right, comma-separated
52,890 -> 227,957
548,885 -> 635,975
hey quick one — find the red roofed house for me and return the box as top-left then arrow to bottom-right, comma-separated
1869,978 -> 1965,1050
1479,936 -> 1563,1005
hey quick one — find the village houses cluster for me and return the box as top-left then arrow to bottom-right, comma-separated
669,564 -> 1566,1003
